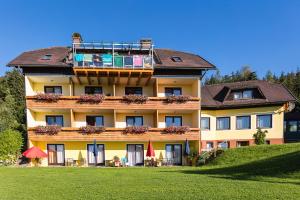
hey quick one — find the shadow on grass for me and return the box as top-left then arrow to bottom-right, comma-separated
166,151 -> 300,186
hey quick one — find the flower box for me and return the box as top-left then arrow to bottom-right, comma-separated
122,95 -> 148,104
163,126 -> 190,134
78,94 -> 105,104
165,95 -> 191,104
35,93 -> 61,102
34,125 -> 61,135
79,126 -> 105,134
123,126 -> 149,134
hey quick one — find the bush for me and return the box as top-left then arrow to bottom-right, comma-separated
78,94 -> 105,104
253,128 -> 268,145
122,95 -> 148,104
34,125 -> 61,135
163,126 -> 190,134
79,126 -> 105,134
124,126 -> 149,134
0,129 -> 23,166
35,93 -> 61,102
165,95 -> 191,104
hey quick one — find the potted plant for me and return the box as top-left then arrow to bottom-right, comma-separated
34,125 -> 61,135
124,126 -> 149,134
78,94 -> 105,104
35,93 -> 61,102
165,95 -> 191,104
113,156 -> 120,167
188,150 -> 198,166
163,126 -> 190,134
122,95 -> 148,104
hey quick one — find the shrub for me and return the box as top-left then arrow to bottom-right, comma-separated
78,94 -> 105,104
163,126 -> 190,134
79,126 -> 105,134
35,93 -> 61,102
122,95 -> 148,104
124,126 -> 149,134
34,125 -> 61,135
253,128 -> 268,145
0,129 -> 23,166
165,95 -> 191,104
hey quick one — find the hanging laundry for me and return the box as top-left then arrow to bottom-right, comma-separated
84,54 -> 93,62
74,54 -> 84,62
93,54 -> 103,67
114,56 -> 123,68
102,54 -> 113,66
124,56 -> 133,67
133,55 -> 143,68
143,56 -> 152,68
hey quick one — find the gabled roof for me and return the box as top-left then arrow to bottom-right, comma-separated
7,47 -> 71,67
154,49 -> 216,69
7,47 -> 216,70
202,80 -> 297,109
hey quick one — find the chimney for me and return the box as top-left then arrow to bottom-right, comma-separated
140,38 -> 152,49
72,32 -> 82,47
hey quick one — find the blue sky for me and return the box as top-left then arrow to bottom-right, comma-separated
1,0 -> 299,77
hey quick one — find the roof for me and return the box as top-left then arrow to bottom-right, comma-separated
201,80 -> 297,109
7,47 -> 71,67
7,47 -> 216,70
154,49 -> 216,69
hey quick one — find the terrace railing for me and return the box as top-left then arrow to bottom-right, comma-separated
72,42 -> 154,70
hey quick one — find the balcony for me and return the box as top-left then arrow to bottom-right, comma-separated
26,96 -> 200,110
72,42 -> 154,79
27,127 -> 200,142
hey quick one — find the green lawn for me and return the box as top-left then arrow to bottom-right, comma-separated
1,143 -> 300,200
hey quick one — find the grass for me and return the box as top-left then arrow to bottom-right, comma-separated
0,143 -> 300,200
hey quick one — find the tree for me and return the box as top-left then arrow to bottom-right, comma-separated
253,128 -> 268,145
0,129 -> 23,165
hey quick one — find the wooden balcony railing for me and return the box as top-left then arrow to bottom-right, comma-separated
26,96 -> 200,110
28,127 -> 200,142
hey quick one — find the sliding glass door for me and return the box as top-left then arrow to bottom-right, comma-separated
87,144 -> 105,166
127,144 -> 144,166
47,144 -> 65,165
166,144 -> 182,165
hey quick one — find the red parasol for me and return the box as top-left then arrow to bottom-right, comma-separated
146,141 -> 155,157
23,146 -> 47,159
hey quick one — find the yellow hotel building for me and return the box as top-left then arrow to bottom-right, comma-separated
8,34 -> 296,166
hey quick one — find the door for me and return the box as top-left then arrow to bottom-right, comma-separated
127,144 -> 144,166
165,144 -> 182,165
47,144 -> 65,165
87,144 -> 105,166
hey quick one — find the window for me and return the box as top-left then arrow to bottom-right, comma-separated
85,86 -> 102,95
126,116 -> 143,127
236,116 -> 251,129
257,114 -> 272,128
86,116 -> 104,127
127,144 -> 144,166
165,87 -> 182,96
166,144 -> 182,165
201,117 -> 210,130
44,86 -> 62,94
236,141 -> 249,147
165,116 -> 182,127
41,54 -> 52,60
46,115 -> 63,126
233,90 -> 253,100
47,144 -> 64,165
87,144 -> 105,166
218,141 -> 229,149
206,142 -> 214,149
125,87 -> 143,95
216,117 -> 230,130
288,121 -> 298,132
171,56 -> 183,62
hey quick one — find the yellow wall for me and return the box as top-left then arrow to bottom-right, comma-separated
157,113 -> 196,128
32,82 -> 71,96
115,85 -> 154,96
29,111 -> 71,127
201,106 -> 285,141
73,112 -> 114,127
73,84 -> 114,96
32,140 -> 196,166
115,113 -> 154,128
